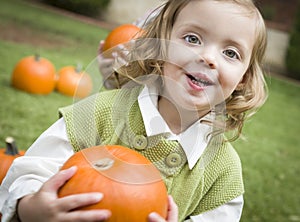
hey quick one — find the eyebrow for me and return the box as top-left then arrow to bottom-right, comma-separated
180,23 -> 208,35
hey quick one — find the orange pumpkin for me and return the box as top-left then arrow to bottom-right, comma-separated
103,24 -> 143,56
56,65 -> 92,99
58,145 -> 168,222
11,55 -> 56,94
0,137 -> 25,184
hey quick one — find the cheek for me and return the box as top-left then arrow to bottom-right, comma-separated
162,63 -> 185,94
219,71 -> 245,98
163,62 -> 179,82
167,41 -> 195,66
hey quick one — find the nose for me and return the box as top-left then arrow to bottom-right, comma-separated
197,47 -> 217,69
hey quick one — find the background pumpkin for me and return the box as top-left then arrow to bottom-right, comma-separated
58,145 -> 168,222
56,65 -> 92,98
103,24 -> 143,57
11,55 -> 56,94
0,137 -> 25,184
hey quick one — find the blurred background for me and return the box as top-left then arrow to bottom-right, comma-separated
0,0 -> 299,221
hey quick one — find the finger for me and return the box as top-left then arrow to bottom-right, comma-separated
166,195 -> 178,222
57,192 -> 104,212
113,54 -> 129,67
114,45 -> 130,62
148,212 -> 165,222
98,40 -> 105,54
117,44 -> 130,56
62,209 -> 111,222
42,166 -> 77,193
99,58 -> 114,68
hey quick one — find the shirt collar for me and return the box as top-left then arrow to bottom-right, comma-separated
138,84 -> 213,169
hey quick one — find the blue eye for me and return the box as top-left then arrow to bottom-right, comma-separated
184,35 -> 201,45
223,49 -> 240,59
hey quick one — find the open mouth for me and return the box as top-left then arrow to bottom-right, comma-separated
186,74 -> 214,87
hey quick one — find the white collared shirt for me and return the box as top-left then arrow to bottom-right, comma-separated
0,85 -> 243,222
138,84 -> 214,170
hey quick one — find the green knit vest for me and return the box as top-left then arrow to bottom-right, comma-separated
59,87 -> 244,221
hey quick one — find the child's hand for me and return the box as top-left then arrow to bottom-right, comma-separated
97,40 -> 130,89
148,196 -> 178,222
17,166 -> 111,222
98,40 -> 115,83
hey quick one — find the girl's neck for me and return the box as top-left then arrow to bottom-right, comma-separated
158,96 -> 209,135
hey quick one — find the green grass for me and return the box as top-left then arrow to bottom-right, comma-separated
233,77 -> 300,222
0,0 -> 300,221
0,0 -> 109,149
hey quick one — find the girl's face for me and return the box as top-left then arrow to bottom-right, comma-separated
161,0 -> 256,113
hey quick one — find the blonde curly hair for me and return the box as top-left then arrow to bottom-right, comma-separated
113,0 -> 268,141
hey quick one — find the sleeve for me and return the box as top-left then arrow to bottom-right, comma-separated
0,118 -> 74,222
187,195 -> 244,222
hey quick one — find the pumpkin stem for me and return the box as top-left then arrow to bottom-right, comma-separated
75,63 -> 83,73
93,158 -> 114,171
34,54 -> 41,62
5,137 -> 19,155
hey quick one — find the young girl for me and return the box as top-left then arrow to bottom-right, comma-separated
0,0 -> 267,221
